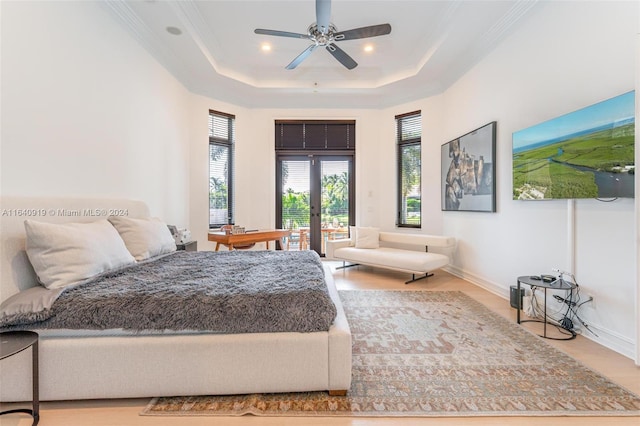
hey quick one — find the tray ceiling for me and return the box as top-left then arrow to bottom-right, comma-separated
103,0 -> 539,108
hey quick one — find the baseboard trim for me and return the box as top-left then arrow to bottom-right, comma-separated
443,265 -> 507,299
442,265 -> 636,360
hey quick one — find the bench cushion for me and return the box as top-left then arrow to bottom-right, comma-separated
379,232 -> 455,247
333,246 -> 449,274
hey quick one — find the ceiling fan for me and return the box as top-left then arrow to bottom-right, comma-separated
254,0 -> 391,70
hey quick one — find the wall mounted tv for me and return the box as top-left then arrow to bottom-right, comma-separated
512,91 -> 635,200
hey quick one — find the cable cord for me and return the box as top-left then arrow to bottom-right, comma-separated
553,275 -> 598,337
525,275 -> 596,336
526,287 -> 564,325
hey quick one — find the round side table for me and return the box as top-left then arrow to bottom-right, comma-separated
516,276 -> 576,340
1,330 -> 39,425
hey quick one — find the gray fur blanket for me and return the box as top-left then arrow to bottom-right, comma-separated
1,250 -> 337,333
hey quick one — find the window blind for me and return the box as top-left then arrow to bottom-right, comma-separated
275,120 -> 355,151
396,111 -> 422,228
209,110 -> 235,228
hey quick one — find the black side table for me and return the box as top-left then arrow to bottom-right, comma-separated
516,276 -> 577,340
176,240 -> 197,251
1,330 -> 39,425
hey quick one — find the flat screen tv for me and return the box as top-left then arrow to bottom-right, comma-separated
512,91 -> 635,200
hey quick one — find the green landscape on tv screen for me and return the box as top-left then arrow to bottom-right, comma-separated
512,91 -> 635,200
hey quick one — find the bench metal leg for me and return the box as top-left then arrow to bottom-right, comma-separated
405,272 -> 434,284
336,261 -> 360,270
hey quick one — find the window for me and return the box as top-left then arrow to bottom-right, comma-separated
209,110 -> 235,228
396,111 -> 421,228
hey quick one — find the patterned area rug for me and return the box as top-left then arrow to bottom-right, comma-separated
141,290 -> 640,417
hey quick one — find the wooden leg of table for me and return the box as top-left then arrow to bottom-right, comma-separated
215,243 -> 221,252
266,241 -> 270,250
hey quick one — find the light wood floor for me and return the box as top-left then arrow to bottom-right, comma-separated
2,262 -> 639,426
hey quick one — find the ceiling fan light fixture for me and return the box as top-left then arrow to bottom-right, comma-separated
261,43 -> 272,52
253,0 -> 391,70
364,44 -> 374,53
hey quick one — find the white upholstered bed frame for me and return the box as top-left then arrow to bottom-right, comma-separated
0,197 -> 352,402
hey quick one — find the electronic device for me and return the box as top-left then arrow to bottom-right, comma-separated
541,274 -> 556,283
512,91 -> 634,200
510,285 -> 525,309
530,275 -> 541,280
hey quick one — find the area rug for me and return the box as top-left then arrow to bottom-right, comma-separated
141,290 -> 640,417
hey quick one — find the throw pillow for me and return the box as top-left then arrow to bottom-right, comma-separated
355,226 -> 380,249
108,216 -> 176,261
24,219 -> 136,289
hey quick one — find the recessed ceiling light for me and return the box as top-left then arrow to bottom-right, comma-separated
261,43 -> 272,52
166,26 -> 182,36
364,45 -> 374,53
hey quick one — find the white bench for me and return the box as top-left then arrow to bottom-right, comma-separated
326,231 -> 456,284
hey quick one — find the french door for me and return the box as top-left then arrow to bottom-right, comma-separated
276,155 -> 354,255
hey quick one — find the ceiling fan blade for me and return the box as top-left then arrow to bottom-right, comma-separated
326,43 -> 357,70
316,0 -> 331,34
286,45 -> 318,70
254,29 -> 309,39
334,23 -> 392,41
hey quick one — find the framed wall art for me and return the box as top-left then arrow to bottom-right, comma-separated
441,121 -> 497,212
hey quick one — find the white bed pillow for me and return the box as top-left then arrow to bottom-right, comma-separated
355,226 -> 380,249
108,216 -> 176,261
24,219 -> 136,289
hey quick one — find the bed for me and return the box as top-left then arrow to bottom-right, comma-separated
0,197 -> 352,402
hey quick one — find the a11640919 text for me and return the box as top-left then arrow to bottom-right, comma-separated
1,208 -> 129,217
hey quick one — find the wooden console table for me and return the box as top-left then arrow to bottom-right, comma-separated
208,229 -> 291,251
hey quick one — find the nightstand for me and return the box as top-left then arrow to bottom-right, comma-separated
0,331 -> 39,425
176,240 -> 197,251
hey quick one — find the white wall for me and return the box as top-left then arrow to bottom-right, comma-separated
433,1 -> 638,357
0,1 -> 191,225
636,9 -> 640,365
188,102 -> 386,252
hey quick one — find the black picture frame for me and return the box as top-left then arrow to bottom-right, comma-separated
441,121 -> 497,212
